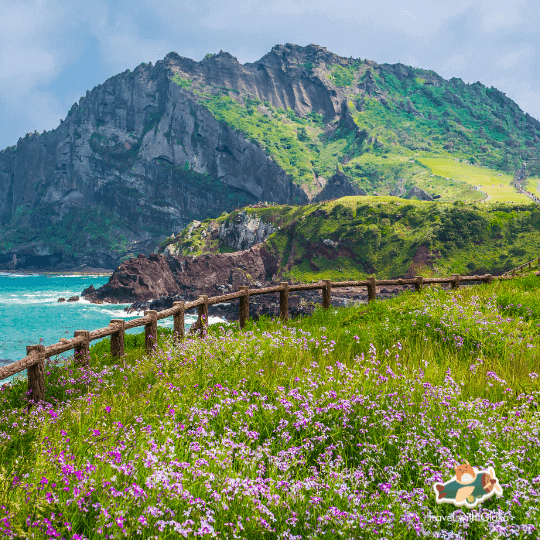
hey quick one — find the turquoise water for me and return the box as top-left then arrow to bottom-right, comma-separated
0,273 -> 203,383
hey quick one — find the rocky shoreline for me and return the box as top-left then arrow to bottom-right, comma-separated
76,249 -> 454,323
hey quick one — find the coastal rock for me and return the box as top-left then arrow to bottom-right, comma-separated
67,296 -> 79,302
58,298 -> 66,302
81,284 -> 96,297
312,168 -> 366,202
86,245 -> 278,304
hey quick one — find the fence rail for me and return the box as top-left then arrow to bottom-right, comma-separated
503,256 -> 540,276
0,272 -> 520,402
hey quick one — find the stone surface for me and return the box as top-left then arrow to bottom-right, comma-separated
312,168 -> 366,202
218,211 -> 276,251
83,245 -> 279,304
404,185 -> 434,201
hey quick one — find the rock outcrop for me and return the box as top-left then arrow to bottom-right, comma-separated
312,168 -> 366,202
404,186 -> 433,201
390,182 -> 433,201
218,211 -> 276,251
83,246 -> 278,304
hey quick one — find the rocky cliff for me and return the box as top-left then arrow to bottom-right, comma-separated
83,246 -> 277,304
2,44 -> 352,269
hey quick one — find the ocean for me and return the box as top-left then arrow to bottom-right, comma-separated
0,272 -> 212,384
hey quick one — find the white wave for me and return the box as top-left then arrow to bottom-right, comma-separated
46,274 -> 111,278
0,273 -> 40,278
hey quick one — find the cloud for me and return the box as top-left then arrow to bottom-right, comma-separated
1,0 -> 540,148
495,47 -> 533,70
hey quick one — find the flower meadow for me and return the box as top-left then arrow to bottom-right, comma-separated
1,275 -> 540,539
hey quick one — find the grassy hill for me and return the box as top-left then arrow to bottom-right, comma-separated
419,157 -> 531,203
177,50 -> 540,200
1,274 -> 539,538
159,196 -> 540,281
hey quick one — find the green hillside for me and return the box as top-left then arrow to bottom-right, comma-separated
419,157 -> 530,203
159,197 -> 540,281
175,56 -> 540,200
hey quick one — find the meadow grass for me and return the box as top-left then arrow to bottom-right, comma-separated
418,158 -> 530,204
1,276 -> 540,538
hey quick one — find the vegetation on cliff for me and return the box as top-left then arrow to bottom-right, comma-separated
1,274 -> 539,538
159,195 -> 540,282
173,45 -> 540,199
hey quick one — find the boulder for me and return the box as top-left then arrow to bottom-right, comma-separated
57,298 -> 66,302
404,186 -> 433,201
67,296 -> 79,302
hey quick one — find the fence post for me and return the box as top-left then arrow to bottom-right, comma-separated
451,274 -> 461,290
173,301 -> 185,340
484,274 -> 493,285
239,286 -> 249,329
198,295 -> 209,336
367,276 -> 377,302
322,279 -> 332,308
280,282 -> 289,321
26,344 -> 45,405
415,275 -> 424,292
110,319 -> 126,360
144,310 -> 158,354
74,330 -> 90,367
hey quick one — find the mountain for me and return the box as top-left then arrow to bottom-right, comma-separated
1,43 -> 540,270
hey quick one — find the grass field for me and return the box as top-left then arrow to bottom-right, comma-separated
1,275 -> 540,538
419,157 -> 531,204
526,176 -> 540,197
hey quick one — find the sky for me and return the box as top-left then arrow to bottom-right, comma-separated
1,0 -> 540,150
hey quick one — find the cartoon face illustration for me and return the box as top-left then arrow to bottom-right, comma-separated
455,461 -> 476,484
433,461 -> 503,509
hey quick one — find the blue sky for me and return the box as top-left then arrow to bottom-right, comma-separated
1,0 -> 540,150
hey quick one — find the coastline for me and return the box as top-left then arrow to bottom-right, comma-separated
0,266 -> 113,277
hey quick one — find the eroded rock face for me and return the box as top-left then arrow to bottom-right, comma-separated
83,246 -> 278,304
3,44 -> 361,269
312,169 -> 366,202
218,211 -> 276,251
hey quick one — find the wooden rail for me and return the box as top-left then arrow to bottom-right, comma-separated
503,256 -> 540,277
0,272 -> 518,403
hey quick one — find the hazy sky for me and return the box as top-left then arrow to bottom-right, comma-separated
1,0 -> 540,150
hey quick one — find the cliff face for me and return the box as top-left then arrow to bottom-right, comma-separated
1,44 -> 349,269
84,247 -> 277,304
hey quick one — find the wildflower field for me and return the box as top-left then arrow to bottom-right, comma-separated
1,275 -> 540,539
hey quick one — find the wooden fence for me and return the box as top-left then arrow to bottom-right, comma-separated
503,256 -> 540,276
0,272 -> 519,403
